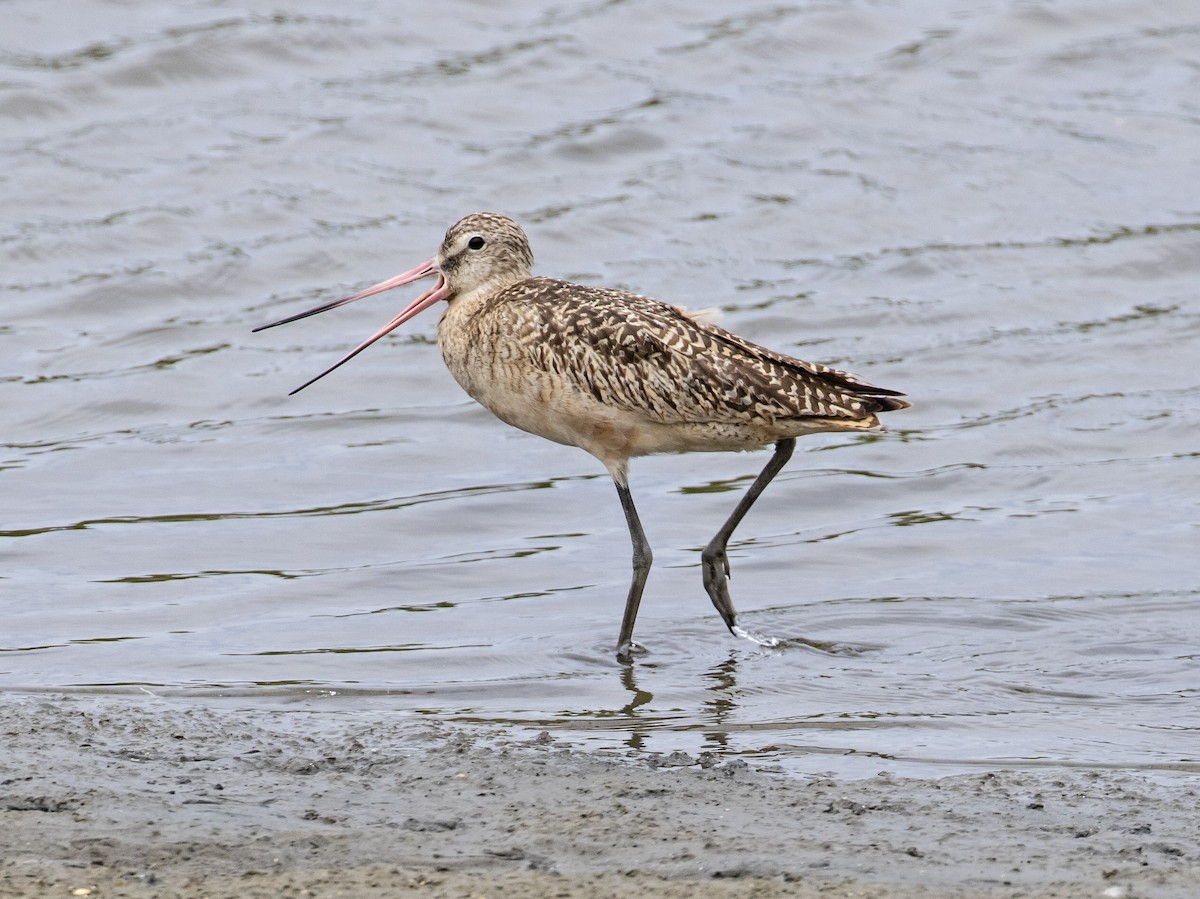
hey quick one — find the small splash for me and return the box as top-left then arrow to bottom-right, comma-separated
731,629 -> 877,655
731,625 -> 780,648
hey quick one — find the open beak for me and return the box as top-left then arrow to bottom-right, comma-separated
253,258 -> 448,395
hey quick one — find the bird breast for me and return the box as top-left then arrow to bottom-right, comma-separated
436,287 -> 649,463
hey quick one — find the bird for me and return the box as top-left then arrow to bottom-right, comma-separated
254,213 -> 909,660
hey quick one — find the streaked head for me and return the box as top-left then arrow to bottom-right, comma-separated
252,212 -> 532,394
437,212 -> 533,295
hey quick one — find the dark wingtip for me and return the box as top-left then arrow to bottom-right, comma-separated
863,384 -> 907,398
873,395 -> 912,413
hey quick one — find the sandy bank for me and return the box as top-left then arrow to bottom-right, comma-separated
2,697 -> 1196,897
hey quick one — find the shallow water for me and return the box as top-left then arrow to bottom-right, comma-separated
3,0 -> 1198,780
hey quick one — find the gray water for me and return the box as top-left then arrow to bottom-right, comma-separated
3,0 -> 1198,780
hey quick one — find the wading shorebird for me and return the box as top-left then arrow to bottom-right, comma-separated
255,213 -> 909,659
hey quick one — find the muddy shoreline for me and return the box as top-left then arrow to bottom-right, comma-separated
1,696 -> 1196,897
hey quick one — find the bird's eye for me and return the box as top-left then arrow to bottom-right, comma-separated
468,236 -> 485,250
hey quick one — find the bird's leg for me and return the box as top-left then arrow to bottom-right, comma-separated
611,466 -> 653,661
702,438 -> 796,633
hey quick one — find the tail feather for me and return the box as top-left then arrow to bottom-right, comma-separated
866,394 -> 912,414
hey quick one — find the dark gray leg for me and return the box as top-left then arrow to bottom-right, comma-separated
613,476 -> 653,661
701,438 -> 796,633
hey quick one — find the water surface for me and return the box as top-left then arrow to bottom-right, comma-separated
3,0 -> 1198,779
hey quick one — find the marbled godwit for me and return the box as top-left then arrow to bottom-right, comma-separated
255,213 -> 909,659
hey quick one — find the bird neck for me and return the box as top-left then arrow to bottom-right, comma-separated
446,273 -> 525,310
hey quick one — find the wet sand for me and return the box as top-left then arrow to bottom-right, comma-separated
3,697 -> 1196,898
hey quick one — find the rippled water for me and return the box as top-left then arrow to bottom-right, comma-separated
3,0 -> 1198,779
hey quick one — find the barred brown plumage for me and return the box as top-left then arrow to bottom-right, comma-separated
255,212 -> 909,659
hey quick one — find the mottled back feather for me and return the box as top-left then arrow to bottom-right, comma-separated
491,277 -> 908,428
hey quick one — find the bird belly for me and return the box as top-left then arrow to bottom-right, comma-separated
445,354 -> 649,460
443,347 -> 829,463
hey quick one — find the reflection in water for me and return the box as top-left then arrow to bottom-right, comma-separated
617,662 -> 651,712
1,635 -> 145,653
701,657 -> 739,751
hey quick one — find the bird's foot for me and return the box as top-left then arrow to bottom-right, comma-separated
616,639 -> 648,663
701,544 -> 738,633
700,542 -> 729,578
